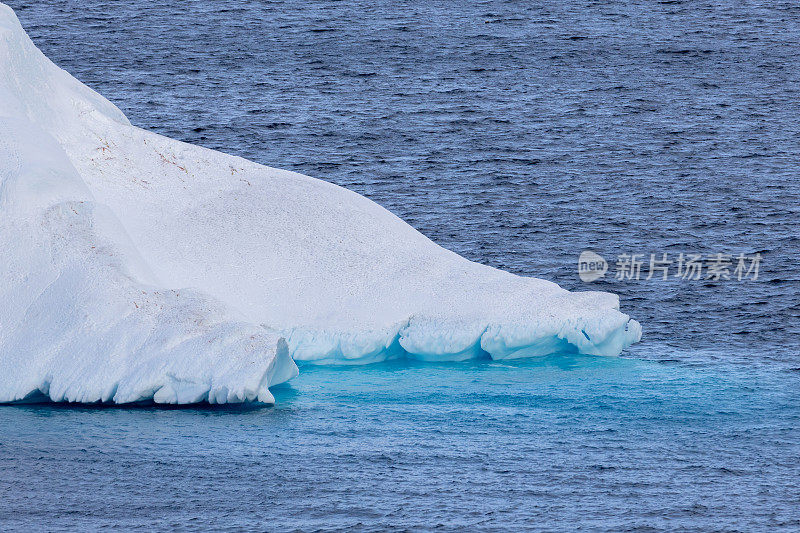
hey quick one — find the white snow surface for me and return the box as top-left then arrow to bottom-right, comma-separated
0,4 -> 640,404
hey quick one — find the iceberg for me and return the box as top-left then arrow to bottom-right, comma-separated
0,3 -> 640,404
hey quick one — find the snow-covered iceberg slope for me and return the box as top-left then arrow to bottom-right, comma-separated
0,4 -> 639,403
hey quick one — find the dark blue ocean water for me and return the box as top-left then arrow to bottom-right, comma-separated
2,0 -> 799,530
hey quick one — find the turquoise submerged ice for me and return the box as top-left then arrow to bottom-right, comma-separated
0,3 -> 638,404
3,356 -> 798,531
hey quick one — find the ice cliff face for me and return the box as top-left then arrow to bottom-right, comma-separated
0,3 -> 640,404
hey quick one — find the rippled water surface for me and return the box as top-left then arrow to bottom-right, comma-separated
2,0 -> 799,530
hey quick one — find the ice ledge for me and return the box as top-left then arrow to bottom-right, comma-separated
285,313 -> 642,364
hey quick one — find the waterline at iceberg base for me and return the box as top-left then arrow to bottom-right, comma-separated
0,3 -> 639,405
